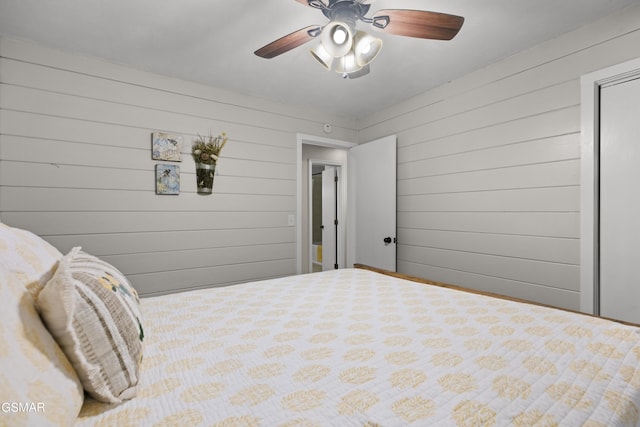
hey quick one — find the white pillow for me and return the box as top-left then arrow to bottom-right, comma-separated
0,222 -> 61,298
38,247 -> 144,403
0,223 -> 84,426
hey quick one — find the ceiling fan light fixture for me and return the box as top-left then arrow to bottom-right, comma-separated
255,1 -> 465,80
309,43 -> 334,70
321,20 -> 354,57
353,31 -> 382,67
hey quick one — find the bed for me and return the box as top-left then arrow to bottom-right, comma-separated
1,222 -> 639,427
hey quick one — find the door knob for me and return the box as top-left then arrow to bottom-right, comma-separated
383,237 -> 392,244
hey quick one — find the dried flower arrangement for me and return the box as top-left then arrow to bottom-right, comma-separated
191,132 -> 228,165
191,132 -> 228,194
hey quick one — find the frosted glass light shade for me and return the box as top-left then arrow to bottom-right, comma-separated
346,64 -> 370,79
334,50 -> 362,74
310,44 -> 334,70
353,31 -> 382,66
321,21 -> 353,58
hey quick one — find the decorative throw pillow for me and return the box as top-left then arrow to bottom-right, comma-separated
37,247 -> 144,403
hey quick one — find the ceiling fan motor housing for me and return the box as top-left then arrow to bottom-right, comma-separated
320,0 -> 372,28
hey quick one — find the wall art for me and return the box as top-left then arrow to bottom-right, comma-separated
152,132 -> 182,161
155,164 -> 180,195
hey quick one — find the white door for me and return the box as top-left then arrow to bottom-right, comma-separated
348,135 -> 397,271
321,166 -> 337,270
599,76 -> 640,324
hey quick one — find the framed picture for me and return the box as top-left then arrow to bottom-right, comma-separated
152,132 -> 182,161
155,164 -> 180,195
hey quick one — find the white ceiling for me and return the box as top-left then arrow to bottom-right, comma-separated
0,0 -> 638,121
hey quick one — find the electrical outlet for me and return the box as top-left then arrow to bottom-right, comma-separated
287,214 -> 295,226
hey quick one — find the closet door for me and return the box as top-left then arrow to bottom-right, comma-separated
599,76 -> 640,324
321,166 -> 337,271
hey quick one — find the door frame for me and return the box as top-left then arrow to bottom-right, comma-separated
296,133 -> 356,274
580,57 -> 640,314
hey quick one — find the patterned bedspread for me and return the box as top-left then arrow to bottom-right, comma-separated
74,268 -> 640,426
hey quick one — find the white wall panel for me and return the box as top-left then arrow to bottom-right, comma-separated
0,58 -> 320,132
1,188 -> 295,212
399,160 -> 580,196
397,245 -> 578,292
46,228 -> 295,256
358,5 -> 640,136
0,39 -> 356,134
398,260 -> 578,310
359,4 -> 640,310
398,212 -> 580,238
398,108 -> 579,164
398,134 -> 579,181
398,187 -> 579,213
102,243 -> 295,276
398,229 -> 579,265
1,161 -> 294,196
0,37 -> 355,295
2,211 -> 289,236
131,259 -> 296,296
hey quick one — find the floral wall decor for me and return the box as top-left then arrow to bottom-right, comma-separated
152,132 -> 183,162
155,164 -> 180,195
192,132 -> 228,195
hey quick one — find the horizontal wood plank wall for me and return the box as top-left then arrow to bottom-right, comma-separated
357,5 -> 640,311
0,37 -> 357,296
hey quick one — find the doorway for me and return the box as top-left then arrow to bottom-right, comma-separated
296,133 -> 397,274
297,135 -> 353,274
580,57 -> 640,323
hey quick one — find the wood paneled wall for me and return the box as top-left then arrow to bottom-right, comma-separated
0,38 -> 356,296
357,5 -> 640,310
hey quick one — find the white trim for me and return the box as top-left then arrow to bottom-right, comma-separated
580,57 -> 640,314
296,134 -> 357,274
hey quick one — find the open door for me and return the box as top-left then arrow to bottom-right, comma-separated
598,76 -> 640,324
348,135 -> 397,271
321,166 -> 338,270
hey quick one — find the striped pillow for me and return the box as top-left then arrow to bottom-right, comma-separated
37,247 -> 144,403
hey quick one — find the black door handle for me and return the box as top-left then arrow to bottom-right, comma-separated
383,237 -> 392,244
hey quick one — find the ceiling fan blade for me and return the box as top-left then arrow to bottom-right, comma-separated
371,9 -> 464,40
254,26 -> 322,59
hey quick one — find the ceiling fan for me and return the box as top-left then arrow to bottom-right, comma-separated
254,0 -> 464,79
